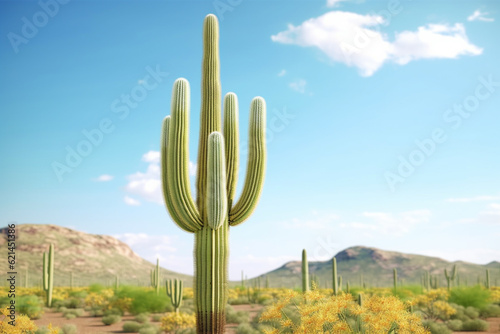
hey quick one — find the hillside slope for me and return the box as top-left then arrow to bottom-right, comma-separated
0,224 -> 192,287
256,246 -> 498,288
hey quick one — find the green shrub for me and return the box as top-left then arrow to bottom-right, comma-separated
65,313 -> 76,319
35,326 -> 51,334
226,305 -> 250,324
446,319 -> 462,331
115,286 -> 170,314
102,314 -> 122,325
138,323 -> 161,334
17,295 -> 44,319
135,312 -> 150,323
62,308 -> 85,318
175,328 -> 197,334
449,287 -> 491,309
61,324 -> 78,334
103,307 -> 124,316
235,323 -> 260,334
464,306 -> 480,319
88,283 -> 106,293
480,304 -> 500,317
462,319 -> 489,331
123,321 -> 142,332
423,320 -> 452,334
151,314 -> 162,322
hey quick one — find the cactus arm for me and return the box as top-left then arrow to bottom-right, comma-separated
196,14 -> 221,219
167,79 -> 203,231
223,93 -> 239,207
161,116 -> 196,233
229,97 -> 266,226
206,132 -> 227,230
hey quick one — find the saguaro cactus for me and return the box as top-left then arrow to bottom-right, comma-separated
485,269 -> 490,289
444,265 -> 457,290
161,14 -> 266,333
332,257 -> 339,296
43,243 -> 54,307
151,259 -> 160,295
302,249 -> 309,293
393,268 -> 398,291
166,279 -> 184,313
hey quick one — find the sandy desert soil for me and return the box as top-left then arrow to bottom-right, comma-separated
34,304 -> 265,334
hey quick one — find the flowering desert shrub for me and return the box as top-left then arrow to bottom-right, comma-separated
259,289 -> 429,333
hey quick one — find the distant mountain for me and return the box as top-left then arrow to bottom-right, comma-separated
253,246 -> 499,289
0,224 -> 192,287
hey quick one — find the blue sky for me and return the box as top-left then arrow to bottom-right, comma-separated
1,0 -> 499,280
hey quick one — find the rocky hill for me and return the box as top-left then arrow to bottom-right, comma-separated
0,224 -> 191,287
255,246 -> 499,289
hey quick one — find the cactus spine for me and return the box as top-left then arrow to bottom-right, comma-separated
160,14 -> 266,333
43,243 -> 54,307
393,268 -> 397,291
332,257 -> 339,296
444,265 -> 457,290
302,249 -> 309,292
166,279 -> 184,313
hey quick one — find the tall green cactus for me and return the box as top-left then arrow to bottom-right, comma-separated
160,14 -> 266,333
302,249 -> 309,293
393,268 -> 397,291
43,243 -> 54,307
151,259 -> 160,295
332,257 -> 339,296
485,269 -> 490,289
444,265 -> 457,291
166,279 -> 184,313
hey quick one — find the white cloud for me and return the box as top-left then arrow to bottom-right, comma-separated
281,211 -> 339,230
271,11 -> 482,76
357,210 -> 431,236
142,151 -> 160,163
94,174 -> 114,182
289,79 -> 307,93
278,69 -> 287,77
467,9 -> 494,22
124,196 -> 141,206
479,203 -> 500,225
392,23 -> 483,65
446,196 -> 500,203
326,0 -> 349,8
125,151 -> 196,204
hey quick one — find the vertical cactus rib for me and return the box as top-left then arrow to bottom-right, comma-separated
229,97 -> 266,225
168,79 -> 203,231
223,93 -> 239,207
161,116 -> 195,233
197,14 -> 221,219
206,132 -> 227,230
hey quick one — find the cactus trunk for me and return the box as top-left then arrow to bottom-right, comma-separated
43,243 -> 54,307
302,249 -> 309,293
332,257 -> 338,296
